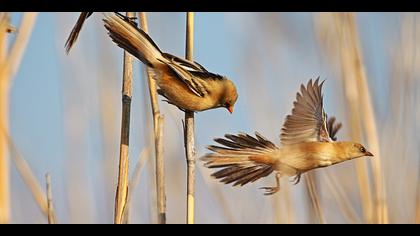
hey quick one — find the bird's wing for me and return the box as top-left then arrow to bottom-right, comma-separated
280,78 -> 332,145
162,53 -> 224,97
163,53 -> 208,72
326,116 -> 342,141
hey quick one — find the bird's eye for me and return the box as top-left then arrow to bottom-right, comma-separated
360,147 -> 366,153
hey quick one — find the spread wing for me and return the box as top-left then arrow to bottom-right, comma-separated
280,78 -> 333,145
161,53 -> 225,97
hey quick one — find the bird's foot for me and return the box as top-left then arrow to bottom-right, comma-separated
290,173 -> 302,185
260,186 -> 280,196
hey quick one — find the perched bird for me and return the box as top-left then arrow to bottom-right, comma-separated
102,13 -> 238,113
201,78 -> 373,195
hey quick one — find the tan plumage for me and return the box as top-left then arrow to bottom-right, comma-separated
102,13 -> 238,113
201,78 -> 373,195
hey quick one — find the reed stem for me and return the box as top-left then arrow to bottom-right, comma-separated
114,11 -> 135,225
139,12 -> 167,224
184,12 -> 195,224
45,173 -> 56,224
0,12 -> 37,224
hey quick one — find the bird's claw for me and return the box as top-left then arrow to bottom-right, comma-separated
260,186 -> 280,195
290,173 -> 301,185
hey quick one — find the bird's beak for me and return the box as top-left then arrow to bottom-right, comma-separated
365,151 -> 374,157
227,106 -> 234,114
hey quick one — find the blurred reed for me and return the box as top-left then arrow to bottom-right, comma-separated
314,12 -> 389,223
305,172 -> 325,223
334,13 -> 388,224
0,12 -> 37,224
95,15 -> 120,222
0,12 -> 11,224
323,170 -> 359,223
123,148 -> 150,223
198,165 -> 236,224
4,130 -> 50,221
416,183 -> 420,223
389,13 -> 420,223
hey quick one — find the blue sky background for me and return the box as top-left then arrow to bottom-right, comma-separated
5,12 -> 419,223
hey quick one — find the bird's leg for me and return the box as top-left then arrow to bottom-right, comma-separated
290,172 -> 302,185
260,172 -> 281,196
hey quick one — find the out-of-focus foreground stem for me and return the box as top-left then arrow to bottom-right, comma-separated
0,12 -> 37,224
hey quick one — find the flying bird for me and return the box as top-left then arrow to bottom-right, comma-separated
201,78 -> 373,195
102,13 -> 238,113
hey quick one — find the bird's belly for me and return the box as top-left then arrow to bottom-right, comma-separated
301,153 -> 333,170
279,153 -> 332,174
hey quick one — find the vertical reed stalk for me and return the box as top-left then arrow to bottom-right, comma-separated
198,166 -> 236,224
305,173 -> 325,224
0,12 -> 37,224
154,115 -> 165,223
45,173 -> 56,224
324,171 -> 360,223
0,15 -> 9,222
273,187 -> 283,223
335,13 -> 388,223
283,180 -> 295,224
325,12 -> 373,224
123,148 -> 150,223
416,179 -> 420,224
114,11 -> 135,225
184,12 -> 195,224
139,12 -> 166,224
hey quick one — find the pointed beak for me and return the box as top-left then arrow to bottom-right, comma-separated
365,151 -> 374,157
227,106 -> 234,114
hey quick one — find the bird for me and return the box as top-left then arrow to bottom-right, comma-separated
200,78 -> 373,195
102,13 -> 238,113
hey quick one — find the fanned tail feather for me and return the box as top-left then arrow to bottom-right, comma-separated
201,132 -> 278,187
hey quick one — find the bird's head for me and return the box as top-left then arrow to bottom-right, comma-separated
342,142 -> 374,160
221,79 -> 238,114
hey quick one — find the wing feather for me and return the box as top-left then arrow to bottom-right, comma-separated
280,78 -> 333,145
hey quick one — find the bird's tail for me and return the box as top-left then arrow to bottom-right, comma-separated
201,132 -> 278,187
103,13 -> 166,68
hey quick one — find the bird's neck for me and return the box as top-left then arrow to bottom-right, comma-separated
317,142 -> 352,164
